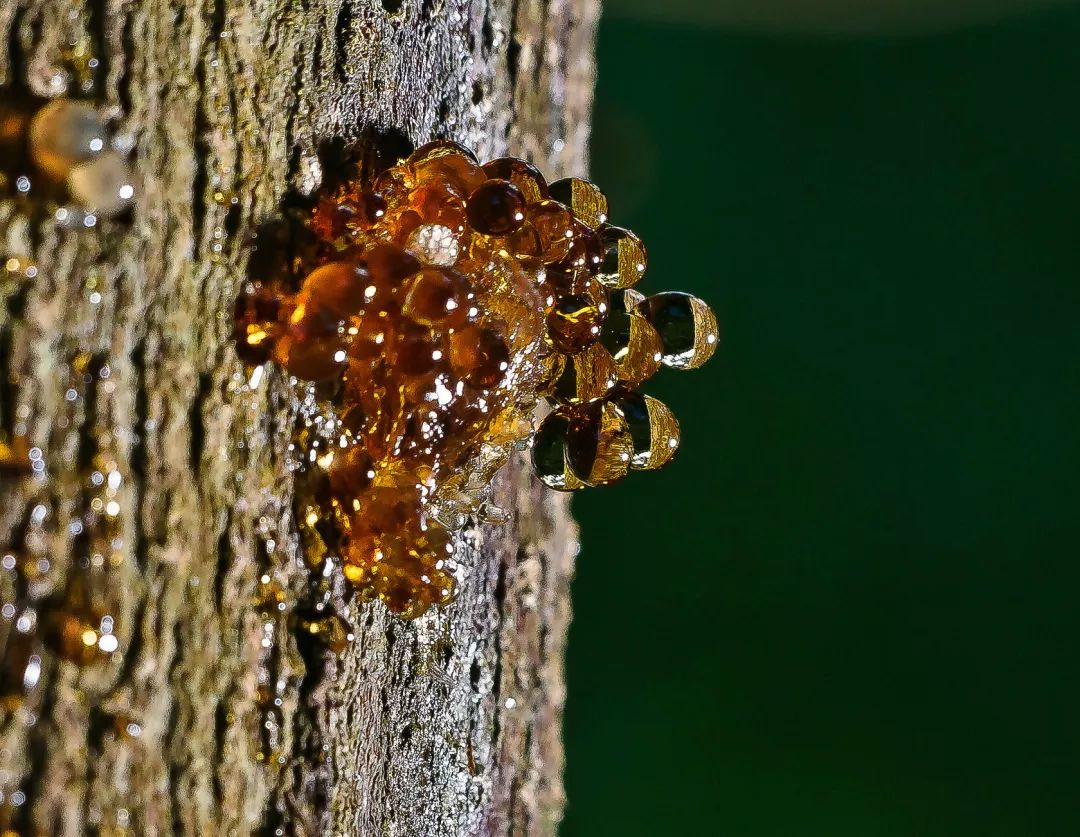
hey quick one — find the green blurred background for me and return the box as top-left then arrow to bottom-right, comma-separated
564,2 -> 1080,834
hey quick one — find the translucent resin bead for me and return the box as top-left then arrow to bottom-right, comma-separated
546,293 -> 606,354
509,200 -> 575,265
408,140 -> 485,193
391,320 -> 440,376
410,139 -> 479,166
598,307 -> 663,386
273,333 -> 347,381
311,188 -> 386,240
406,180 -> 468,231
28,99 -> 107,180
448,325 -> 510,388
610,389 -> 680,470
402,266 -> 471,326
565,401 -> 633,487
303,261 -> 370,318
551,219 -> 602,275
595,225 -> 647,289
535,352 -> 567,397
67,150 -> 135,216
550,342 -> 618,404
548,177 -> 609,228
635,291 -> 719,370
531,410 -> 585,491
365,242 -> 423,289
467,179 -> 527,235
482,157 -> 548,204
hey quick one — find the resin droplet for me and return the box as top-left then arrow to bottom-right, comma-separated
449,325 -> 510,388
303,261 -> 370,318
532,410 -> 586,491
636,292 -> 719,370
67,151 -> 135,216
403,179 -> 468,232
565,401 -> 633,487
482,157 -> 548,204
535,352 -> 566,397
29,99 -> 107,180
410,139 -> 480,166
409,140 -> 485,194
546,293 -> 606,354
402,266 -> 470,326
610,389 -> 681,470
312,188 -> 387,240
273,333 -> 347,381
550,220 -> 602,276
467,179 -> 527,235
365,241 -> 423,287
599,307 -> 663,386
595,225 -> 647,289
509,200 -> 574,264
551,342 -> 618,404
548,177 -> 608,228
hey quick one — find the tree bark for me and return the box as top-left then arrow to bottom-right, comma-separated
0,0 -> 597,833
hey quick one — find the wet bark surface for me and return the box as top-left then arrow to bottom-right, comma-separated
0,0 -> 597,833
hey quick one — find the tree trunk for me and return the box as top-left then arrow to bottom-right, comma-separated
0,0 -> 597,833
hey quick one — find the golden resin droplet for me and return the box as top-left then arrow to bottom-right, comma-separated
565,400 -> 633,487
408,140 -> 485,194
551,342 -> 619,405
599,307 -> 663,386
635,291 -> 720,370
482,157 -> 548,204
546,293 -> 606,354
610,389 -> 681,470
532,410 -> 586,491
548,177 -> 609,228
509,200 -> 575,265
29,99 -> 107,181
467,179 -> 527,236
67,150 -> 136,216
595,225 -> 647,289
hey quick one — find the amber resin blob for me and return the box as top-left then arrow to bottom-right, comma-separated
235,140 -> 718,618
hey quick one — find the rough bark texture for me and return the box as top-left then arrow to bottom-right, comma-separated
0,0 -> 597,834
